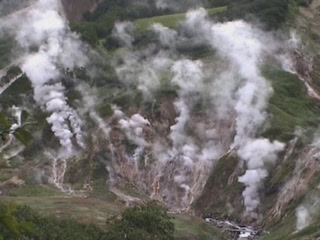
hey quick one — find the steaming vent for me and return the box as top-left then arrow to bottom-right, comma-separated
2,1 -> 305,213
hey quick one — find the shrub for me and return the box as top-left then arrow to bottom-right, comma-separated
104,203 -> 174,240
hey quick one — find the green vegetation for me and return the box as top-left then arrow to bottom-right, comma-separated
7,185 -> 63,197
173,214 -> 228,240
193,153 -> 244,220
1,202 -> 104,240
0,202 -> 34,240
0,200 -> 178,240
261,209 -> 297,240
0,37 -> 13,69
105,203 -> 174,240
0,196 -> 226,239
262,66 -> 320,142
0,110 -> 33,146
134,7 -> 227,30
224,0 -> 311,29
3,196 -> 121,226
227,0 -> 290,28
0,74 -> 33,109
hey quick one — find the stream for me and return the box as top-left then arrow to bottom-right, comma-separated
204,217 -> 264,240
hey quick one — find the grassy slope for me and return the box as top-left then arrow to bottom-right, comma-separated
173,214 -> 228,240
134,6 -> 227,30
3,195 -> 224,239
257,4 -> 320,238
194,65 -> 320,237
193,153 -> 244,220
3,196 -> 121,225
2,182 -> 224,239
262,66 -> 320,142
288,1 -> 320,91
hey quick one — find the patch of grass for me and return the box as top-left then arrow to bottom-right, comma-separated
96,103 -> 113,117
172,214 -> 227,240
110,89 -> 143,109
90,178 -> 118,202
268,153 -> 296,188
134,7 -> 227,30
8,185 -> 64,197
261,210 -> 297,240
193,153 -> 244,220
3,196 -> 122,226
262,66 -> 320,142
291,223 -> 320,240
0,172 -> 12,181
262,171 -> 320,239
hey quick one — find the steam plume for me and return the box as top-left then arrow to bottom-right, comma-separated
1,0 -> 91,190
111,8 -> 289,210
296,205 -> 311,231
14,0 -> 88,154
183,9 -> 286,212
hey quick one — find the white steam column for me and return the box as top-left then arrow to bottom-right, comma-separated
11,0 -> 88,190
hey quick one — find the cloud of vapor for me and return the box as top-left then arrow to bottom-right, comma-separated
118,113 -> 150,147
109,8 -> 290,210
170,59 -> 204,148
161,58 -> 225,208
0,0 -> 93,190
115,111 -> 150,171
155,0 -> 203,11
296,205 -> 311,231
0,0 -> 35,17
115,48 -> 173,99
152,24 -> 178,48
276,31 -> 301,73
180,8 -> 286,212
11,0 -> 89,155
78,84 -> 111,139
112,21 -> 135,48
238,139 -> 284,212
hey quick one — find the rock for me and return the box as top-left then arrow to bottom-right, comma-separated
61,0 -> 96,22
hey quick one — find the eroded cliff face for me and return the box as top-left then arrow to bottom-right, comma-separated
60,0 -> 96,22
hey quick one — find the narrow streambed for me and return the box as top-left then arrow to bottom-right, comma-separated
204,217 -> 264,239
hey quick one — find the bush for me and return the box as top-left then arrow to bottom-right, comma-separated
71,22 -> 98,46
0,201 -> 175,240
6,203 -> 104,240
105,203 -> 174,240
0,202 -> 34,240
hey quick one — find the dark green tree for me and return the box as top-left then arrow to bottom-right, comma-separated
0,202 -> 34,240
104,203 -> 174,240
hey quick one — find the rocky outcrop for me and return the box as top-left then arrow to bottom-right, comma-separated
61,0 -> 96,22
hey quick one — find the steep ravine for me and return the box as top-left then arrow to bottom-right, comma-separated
2,1 -> 320,240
